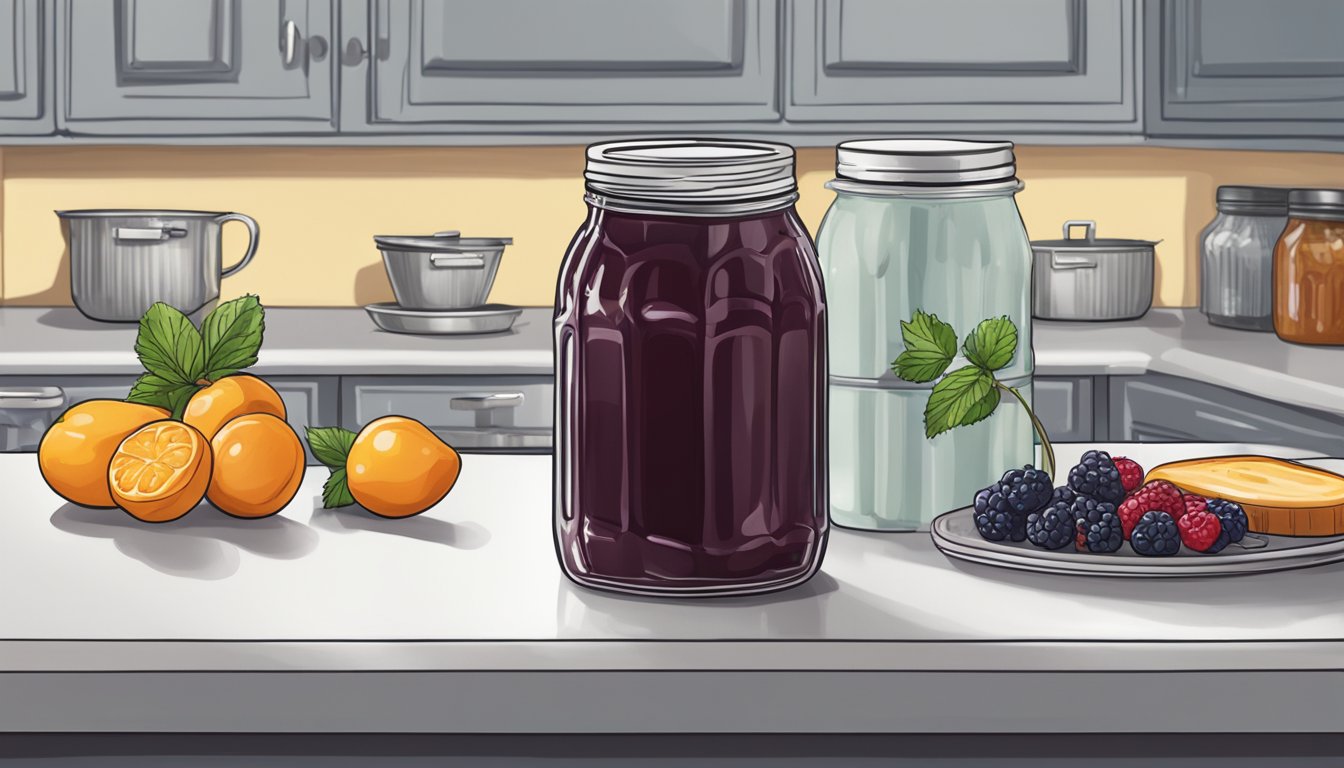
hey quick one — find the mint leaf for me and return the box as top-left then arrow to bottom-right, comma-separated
305,426 -> 356,469
135,303 -> 204,385
321,467 -> 356,509
893,311 -> 957,383
924,365 -> 996,438
962,316 -> 1017,372
126,372 -> 200,419
201,295 -> 265,380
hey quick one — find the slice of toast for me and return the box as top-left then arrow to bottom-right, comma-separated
1145,456 -> 1344,537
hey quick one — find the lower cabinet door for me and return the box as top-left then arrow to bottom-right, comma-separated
341,376 -> 553,453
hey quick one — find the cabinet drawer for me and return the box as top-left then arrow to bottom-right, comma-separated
1033,376 -> 1095,443
0,375 -> 338,463
341,376 -> 553,453
1110,373 -> 1344,456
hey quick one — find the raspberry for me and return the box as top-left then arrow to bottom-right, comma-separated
1178,509 -> 1224,553
1067,450 -> 1126,505
1072,496 -> 1122,553
1131,511 -> 1181,556
1208,499 -> 1248,544
1113,456 -> 1144,494
1026,489 -> 1076,550
1117,480 -> 1186,539
1183,494 -> 1209,518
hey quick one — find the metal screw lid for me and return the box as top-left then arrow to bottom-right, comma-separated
1215,186 -> 1290,216
584,139 -> 799,216
835,139 -> 1018,187
1288,189 -> 1344,221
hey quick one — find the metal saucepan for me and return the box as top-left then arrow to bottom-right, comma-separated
1031,220 -> 1158,322
56,209 -> 260,322
374,231 -> 513,310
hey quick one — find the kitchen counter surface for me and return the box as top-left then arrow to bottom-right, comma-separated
1,307 -> 1341,414
7,443 -> 1344,734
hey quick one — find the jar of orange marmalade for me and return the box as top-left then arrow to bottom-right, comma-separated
1274,189 -> 1344,345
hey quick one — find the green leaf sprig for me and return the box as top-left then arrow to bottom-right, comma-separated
305,425 -> 359,508
125,295 -> 266,419
892,311 -> 1055,479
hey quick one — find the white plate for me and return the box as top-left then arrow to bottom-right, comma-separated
931,507 -> 1344,577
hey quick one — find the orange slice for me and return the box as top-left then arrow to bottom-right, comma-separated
109,420 -> 212,523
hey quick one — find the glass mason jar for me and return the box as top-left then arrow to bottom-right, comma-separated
553,139 -> 829,597
1274,188 -> 1344,346
816,139 -> 1035,531
1199,185 -> 1289,332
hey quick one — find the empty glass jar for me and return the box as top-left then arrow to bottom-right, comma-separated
1199,185 -> 1289,331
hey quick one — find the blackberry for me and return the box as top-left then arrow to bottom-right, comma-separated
1207,499 -> 1248,544
1026,500 -> 1075,550
1072,495 -> 1122,553
1067,450 -> 1126,505
972,483 -> 1026,542
998,465 -> 1054,517
1131,510 -> 1181,556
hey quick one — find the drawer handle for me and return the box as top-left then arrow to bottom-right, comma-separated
449,392 -> 524,411
0,386 -> 66,409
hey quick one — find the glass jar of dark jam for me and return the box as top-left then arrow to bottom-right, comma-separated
554,139 -> 828,597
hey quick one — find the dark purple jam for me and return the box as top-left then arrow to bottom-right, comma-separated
554,204 -> 828,596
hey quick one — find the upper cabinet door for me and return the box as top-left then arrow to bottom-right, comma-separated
1148,0 -> 1344,137
60,0 -> 336,135
359,0 -> 778,129
787,0 -> 1139,131
0,0 -> 54,134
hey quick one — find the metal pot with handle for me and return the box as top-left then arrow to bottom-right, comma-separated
56,209 -> 260,322
1031,219 -> 1158,321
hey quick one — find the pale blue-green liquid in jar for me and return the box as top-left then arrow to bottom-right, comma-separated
818,189 -> 1036,530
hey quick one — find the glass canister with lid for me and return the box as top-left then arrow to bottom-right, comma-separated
816,139 -> 1036,531
553,139 -> 829,597
1274,189 -> 1344,345
1199,185 -> 1290,331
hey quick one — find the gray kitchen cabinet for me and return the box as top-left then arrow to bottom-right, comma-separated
0,375 -> 338,464
1110,373 -> 1344,457
0,0 -> 54,134
58,0 -> 337,135
1146,0 -> 1344,138
341,376 -> 553,453
343,0 -> 778,131
1033,376 -> 1105,444
786,0 -> 1140,131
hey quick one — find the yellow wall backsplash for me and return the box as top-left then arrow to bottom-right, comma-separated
4,144 -> 1344,309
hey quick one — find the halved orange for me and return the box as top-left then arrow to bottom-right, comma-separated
108,420 -> 212,523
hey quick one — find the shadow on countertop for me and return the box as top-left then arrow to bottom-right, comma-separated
308,502 -> 490,550
49,502 -> 319,580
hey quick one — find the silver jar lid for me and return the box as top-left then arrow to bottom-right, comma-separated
1215,186 -> 1289,216
1288,189 -> 1344,221
834,139 -> 1018,187
584,139 -> 799,216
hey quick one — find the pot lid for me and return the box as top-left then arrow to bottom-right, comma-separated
374,232 -> 513,252
56,209 -> 230,218
1031,219 -> 1158,250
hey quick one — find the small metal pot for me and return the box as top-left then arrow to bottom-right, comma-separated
57,209 -> 260,322
1031,220 -> 1157,321
375,232 -> 513,310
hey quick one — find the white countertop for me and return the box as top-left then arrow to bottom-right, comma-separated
7,444 -> 1344,734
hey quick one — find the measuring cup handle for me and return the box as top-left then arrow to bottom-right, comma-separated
217,213 -> 260,278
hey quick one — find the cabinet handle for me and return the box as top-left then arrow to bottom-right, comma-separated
0,387 -> 66,409
342,37 -> 369,66
449,393 -> 525,411
281,19 -> 301,67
